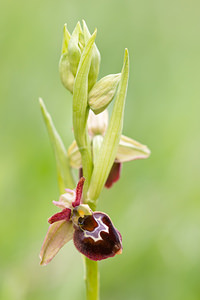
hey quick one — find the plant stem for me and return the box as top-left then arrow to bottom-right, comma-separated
83,192 -> 99,300
84,257 -> 99,300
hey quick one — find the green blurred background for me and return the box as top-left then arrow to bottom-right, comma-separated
1,0 -> 200,299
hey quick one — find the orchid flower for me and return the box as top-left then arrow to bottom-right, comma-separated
40,177 -> 122,265
68,109 -> 150,188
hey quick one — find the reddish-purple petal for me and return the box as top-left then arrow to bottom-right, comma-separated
48,208 -> 71,224
73,212 -> 122,261
105,162 -> 122,188
72,177 -> 85,207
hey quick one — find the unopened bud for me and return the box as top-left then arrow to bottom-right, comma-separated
68,22 -> 82,77
88,73 -> 121,114
87,109 -> 108,136
59,53 -> 75,93
83,20 -> 100,91
59,24 -> 74,93
59,21 -> 100,94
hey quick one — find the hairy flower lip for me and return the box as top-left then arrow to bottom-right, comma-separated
73,211 -> 123,261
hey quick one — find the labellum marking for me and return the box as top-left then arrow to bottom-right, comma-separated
83,216 -> 109,242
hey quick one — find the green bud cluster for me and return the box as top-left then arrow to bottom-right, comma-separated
59,21 -> 100,94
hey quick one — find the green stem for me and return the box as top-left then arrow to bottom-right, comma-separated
80,145 -> 93,194
84,257 -> 99,300
83,193 -> 99,300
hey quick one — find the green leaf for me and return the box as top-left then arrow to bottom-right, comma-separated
73,30 -> 97,148
87,49 -> 129,202
39,98 -> 75,193
72,30 -> 97,191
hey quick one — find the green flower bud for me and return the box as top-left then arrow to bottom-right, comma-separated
59,53 -> 74,93
68,22 -> 82,77
59,24 -> 74,93
83,20 -> 100,91
59,21 -> 100,94
88,73 -> 121,114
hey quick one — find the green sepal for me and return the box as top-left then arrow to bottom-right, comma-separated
61,23 -> 71,54
116,135 -> 151,162
39,98 -> 75,193
39,220 -> 73,266
87,49 -> 129,202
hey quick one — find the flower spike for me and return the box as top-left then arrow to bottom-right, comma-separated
39,20 -> 151,300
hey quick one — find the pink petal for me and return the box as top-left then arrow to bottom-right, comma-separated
48,208 -> 71,224
40,220 -> 74,266
72,177 -> 85,207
